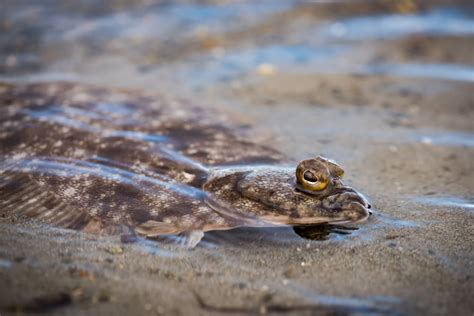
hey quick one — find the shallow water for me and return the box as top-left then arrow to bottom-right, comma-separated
1,1 -> 473,315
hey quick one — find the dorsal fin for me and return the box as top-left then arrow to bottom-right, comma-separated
0,167 -> 91,230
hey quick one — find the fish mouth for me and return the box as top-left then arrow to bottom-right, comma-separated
325,187 -> 372,223
294,180 -> 372,224
262,187 -> 373,227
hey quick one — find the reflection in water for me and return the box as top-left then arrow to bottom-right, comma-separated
60,2 -> 291,41
4,157 -> 205,199
364,63 -> 474,82
195,289 -> 397,315
134,238 -> 185,258
25,107 -> 168,142
415,196 -> 474,211
281,283 -> 400,316
415,132 -> 474,147
323,8 -> 474,40
293,224 -> 358,241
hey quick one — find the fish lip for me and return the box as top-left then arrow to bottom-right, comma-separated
328,187 -> 373,220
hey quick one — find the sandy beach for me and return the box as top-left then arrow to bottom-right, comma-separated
0,1 -> 473,315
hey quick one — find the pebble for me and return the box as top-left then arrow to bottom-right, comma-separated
107,245 -> 124,254
283,266 -> 296,278
256,63 -> 277,76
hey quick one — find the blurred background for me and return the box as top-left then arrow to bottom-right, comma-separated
1,0 -> 473,88
1,0 -> 472,157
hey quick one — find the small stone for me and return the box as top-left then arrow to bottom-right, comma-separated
256,63 -> 277,76
107,245 -> 123,254
385,234 -> 402,240
283,266 -> 296,278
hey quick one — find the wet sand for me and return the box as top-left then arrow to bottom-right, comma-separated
1,1 -> 473,315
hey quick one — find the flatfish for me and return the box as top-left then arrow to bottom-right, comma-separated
0,82 -> 370,247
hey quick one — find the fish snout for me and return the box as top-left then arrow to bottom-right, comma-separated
334,189 -> 372,222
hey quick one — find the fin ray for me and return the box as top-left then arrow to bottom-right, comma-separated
0,165 -> 92,230
135,220 -> 180,236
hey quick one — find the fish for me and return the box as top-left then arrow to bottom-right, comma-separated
0,82 -> 371,247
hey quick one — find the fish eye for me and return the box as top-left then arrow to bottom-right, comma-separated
303,170 -> 318,183
295,158 -> 331,193
299,169 -> 328,192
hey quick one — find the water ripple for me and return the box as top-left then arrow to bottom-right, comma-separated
324,8 -> 474,40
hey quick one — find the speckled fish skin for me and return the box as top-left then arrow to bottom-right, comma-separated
0,82 -> 370,246
204,165 -> 370,227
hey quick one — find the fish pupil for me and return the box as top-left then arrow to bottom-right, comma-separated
303,171 -> 317,182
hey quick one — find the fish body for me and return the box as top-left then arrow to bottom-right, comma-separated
0,82 -> 370,247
